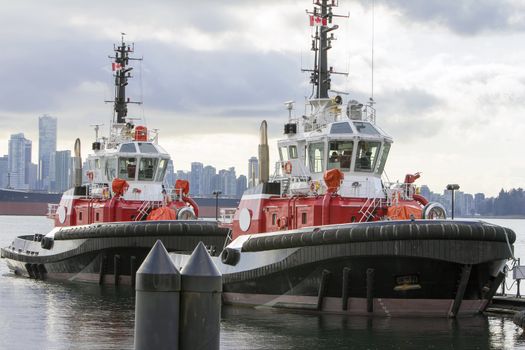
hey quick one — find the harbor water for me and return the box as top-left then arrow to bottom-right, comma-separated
1,216 -> 525,349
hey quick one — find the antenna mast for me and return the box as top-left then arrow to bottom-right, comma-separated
106,33 -> 142,125
303,0 -> 348,99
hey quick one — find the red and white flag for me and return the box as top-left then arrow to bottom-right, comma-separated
112,62 -> 122,71
309,15 -> 327,27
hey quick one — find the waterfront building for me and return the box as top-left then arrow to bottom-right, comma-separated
165,160 -> 175,186
190,162 -> 203,195
201,165 -> 217,196
54,150 -> 71,192
8,133 -> 32,190
0,155 -> 7,188
38,115 -> 57,191
248,156 -> 258,188
236,175 -> 247,197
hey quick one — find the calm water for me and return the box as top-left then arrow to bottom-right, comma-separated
1,216 -> 525,349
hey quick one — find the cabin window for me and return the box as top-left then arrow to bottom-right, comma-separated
355,141 -> 381,172
353,122 -> 380,136
138,143 -> 158,153
118,157 -> 137,180
120,143 -> 137,153
138,158 -> 159,181
302,212 -> 307,225
272,213 -> 277,226
376,142 -> 391,175
308,143 -> 325,173
330,122 -> 353,134
95,212 -> 100,221
327,141 -> 354,172
289,145 -> 298,159
78,211 -> 83,221
105,157 -> 117,180
155,159 -> 168,182
279,146 -> 289,161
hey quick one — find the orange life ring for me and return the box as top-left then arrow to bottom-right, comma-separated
277,216 -> 288,229
283,161 -> 292,175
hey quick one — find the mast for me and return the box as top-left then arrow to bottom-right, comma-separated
107,33 -> 142,125
304,0 -> 347,99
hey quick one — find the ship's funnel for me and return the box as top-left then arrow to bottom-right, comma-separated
258,120 -> 269,184
73,138 -> 82,187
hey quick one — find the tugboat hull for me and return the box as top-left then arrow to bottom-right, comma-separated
173,220 -> 515,317
1,220 -> 228,285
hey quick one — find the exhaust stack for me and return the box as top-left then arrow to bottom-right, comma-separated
258,120 -> 269,184
73,138 -> 82,187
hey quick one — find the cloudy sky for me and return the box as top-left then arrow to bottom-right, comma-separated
0,0 -> 524,197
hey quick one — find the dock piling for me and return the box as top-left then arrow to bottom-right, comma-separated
134,240 -> 181,350
179,241 -> 222,350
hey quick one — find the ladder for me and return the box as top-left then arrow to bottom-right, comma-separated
358,197 -> 381,222
135,201 -> 152,221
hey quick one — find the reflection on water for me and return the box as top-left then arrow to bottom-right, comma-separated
1,216 -> 525,349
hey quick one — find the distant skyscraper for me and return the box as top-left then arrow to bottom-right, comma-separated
165,160 -> 175,185
190,162 -> 203,195
8,133 -> 32,189
236,175 -> 247,197
38,114 -> 57,191
0,155 -> 8,188
54,150 -> 71,192
248,156 -> 258,188
201,165 -> 217,196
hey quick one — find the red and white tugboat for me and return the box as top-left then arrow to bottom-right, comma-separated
1,37 -> 228,285
173,0 -> 516,317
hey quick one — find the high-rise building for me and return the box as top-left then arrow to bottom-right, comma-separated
201,165 -> 217,196
165,160 -> 175,185
0,155 -> 8,188
54,150 -> 72,192
38,114 -> 57,191
248,156 -> 258,188
236,175 -> 247,197
8,133 -> 32,190
190,162 -> 203,195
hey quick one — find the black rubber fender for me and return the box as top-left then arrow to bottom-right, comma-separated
221,247 -> 240,266
41,236 -> 54,250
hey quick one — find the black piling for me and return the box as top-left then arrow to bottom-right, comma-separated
130,256 -> 137,289
316,270 -> 331,311
179,241 -> 222,350
98,255 -> 107,285
366,268 -> 374,313
449,264 -> 472,318
114,254 -> 121,286
134,240 -> 181,350
342,267 -> 351,311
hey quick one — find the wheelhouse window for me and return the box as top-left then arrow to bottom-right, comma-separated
289,145 -> 298,159
138,143 -> 158,153
353,122 -> 380,136
376,142 -> 391,175
105,157 -> 117,180
279,146 -> 289,161
155,159 -> 168,182
118,157 -> 137,180
138,158 -> 159,181
327,140 -> 354,172
120,143 -> 137,153
308,142 -> 325,173
355,141 -> 381,172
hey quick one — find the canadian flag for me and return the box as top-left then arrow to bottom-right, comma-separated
309,15 -> 327,27
112,62 -> 122,71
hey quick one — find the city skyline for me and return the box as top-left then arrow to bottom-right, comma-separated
0,1 -> 524,196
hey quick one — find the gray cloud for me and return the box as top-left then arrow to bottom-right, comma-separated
371,0 -> 524,35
